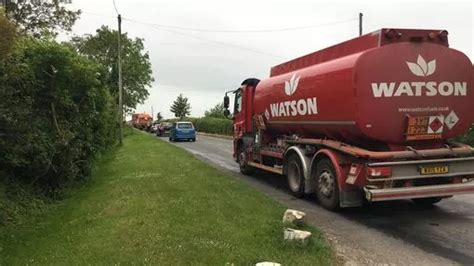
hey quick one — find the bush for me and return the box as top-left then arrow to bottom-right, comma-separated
457,127 -> 474,146
0,37 -> 117,192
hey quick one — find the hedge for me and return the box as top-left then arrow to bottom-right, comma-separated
164,117 -> 232,136
0,37 -> 117,192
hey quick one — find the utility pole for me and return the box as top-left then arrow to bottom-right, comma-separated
359,12 -> 363,36
151,106 -> 154,119
117,14 -> 123,145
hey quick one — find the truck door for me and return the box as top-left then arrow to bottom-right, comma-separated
233,89 -> 245,139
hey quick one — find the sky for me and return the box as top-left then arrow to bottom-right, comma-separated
66,0 -> 473,119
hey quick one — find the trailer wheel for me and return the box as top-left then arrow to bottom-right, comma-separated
286,154 -> 305,198
412,197 -> 443,205
238,148 -> 254,175
315,159 -> 340,210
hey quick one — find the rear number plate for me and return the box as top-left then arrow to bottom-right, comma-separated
420,165 -> 449,175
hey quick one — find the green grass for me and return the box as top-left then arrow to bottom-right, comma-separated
0,129 -> 332,265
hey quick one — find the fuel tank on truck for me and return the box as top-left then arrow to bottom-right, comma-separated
253,28 -> 474,149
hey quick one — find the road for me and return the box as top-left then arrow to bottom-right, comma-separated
159,134 -> 474,265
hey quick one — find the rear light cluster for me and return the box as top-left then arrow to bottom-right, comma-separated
367,167 -> 392,178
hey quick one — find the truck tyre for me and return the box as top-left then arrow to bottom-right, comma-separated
315,159 -> 340,210
412,197 -> 443,205
238,148 -> 254,175
286,154 -> 305,198
169,137 -> 173,142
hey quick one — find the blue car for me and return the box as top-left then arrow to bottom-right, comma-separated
169,121 -> 196,142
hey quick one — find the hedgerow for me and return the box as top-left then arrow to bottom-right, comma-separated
164,117 -> 232,136
0,37 -> 117,195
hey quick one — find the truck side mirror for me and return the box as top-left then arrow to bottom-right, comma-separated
224,109 -> 231,118
223,95 -> 230,109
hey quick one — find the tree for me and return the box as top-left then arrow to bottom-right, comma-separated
156,112 -> 163,121
204,103 -> 226,119
3,0 -> 81,37
0,12 -> 16,58
71,26 -> 154,113
170,94 -> 191,119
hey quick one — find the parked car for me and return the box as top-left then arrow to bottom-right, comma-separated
169,121 -> 196,142
149,123 -> 160,133
156,122 -> 172,136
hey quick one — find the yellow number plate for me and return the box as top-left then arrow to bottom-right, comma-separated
420,165 -> 449,175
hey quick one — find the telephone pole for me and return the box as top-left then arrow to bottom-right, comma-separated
359,12 -> 363,36
117,14 -> 123,145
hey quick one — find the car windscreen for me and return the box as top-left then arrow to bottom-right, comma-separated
177,123 -> 193,129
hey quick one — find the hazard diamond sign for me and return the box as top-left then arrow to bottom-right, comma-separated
406,115 -> 444,140
427,115 -> 444,134
445,111 -> 459,130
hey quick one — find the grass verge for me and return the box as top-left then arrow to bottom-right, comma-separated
0,129 -> 332,265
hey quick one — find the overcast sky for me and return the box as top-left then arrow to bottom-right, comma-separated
67,0 -> 473,119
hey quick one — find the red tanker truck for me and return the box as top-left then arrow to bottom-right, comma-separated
223,28 -> 474,210
132,112 -> 153,130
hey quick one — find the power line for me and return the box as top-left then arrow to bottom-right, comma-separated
112,0 -> 119,15
80,12 -> 356,34
126,20 -> 284,59
122,17 -> 357,33
79,12 -> 357,59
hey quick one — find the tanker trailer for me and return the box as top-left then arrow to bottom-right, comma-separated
223,28 -> 474,210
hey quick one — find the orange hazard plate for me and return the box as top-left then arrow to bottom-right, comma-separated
406,116 -> 443,141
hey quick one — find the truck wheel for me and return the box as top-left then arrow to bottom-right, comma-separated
169,137 -> 173,142
238,149 -> 254,175
412,197 -> 443,205
286,154 -> 305,198
315,159 -> 340,210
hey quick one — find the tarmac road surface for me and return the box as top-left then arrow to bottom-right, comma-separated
159,134 -> 474,265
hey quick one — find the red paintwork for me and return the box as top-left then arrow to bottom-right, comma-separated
271,29 -> 450,77
132,113 -> 153,128
252,28 -> 474,149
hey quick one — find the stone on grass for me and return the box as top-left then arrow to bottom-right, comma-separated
255,262 -> 281,266
282,209 -> 306,226
283,228 -> 312,246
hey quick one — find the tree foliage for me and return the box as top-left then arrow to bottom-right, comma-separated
0,13 -> 16,57
170,94 -> 191,119
71,26 -> 154,113
204,103 -> 226,119
457,127 -> 474,146
0,36 -> 117,191
3,0 -> 81,37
